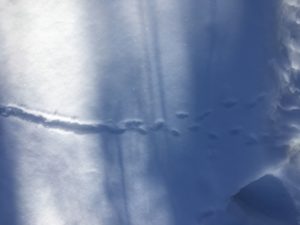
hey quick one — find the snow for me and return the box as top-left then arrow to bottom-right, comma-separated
0,0 -> 299,225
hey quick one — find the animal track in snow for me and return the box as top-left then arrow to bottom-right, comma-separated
0,104 -> 180,137
169,128 -> 181,137
122,119 -> 144,128
188,124 -> 201,132
0,103 -> 270,144
149,119 -> 166,131
175,111 -> 189,119
229,127 -> 243,135
195,110 -> 212,122
222,98 -> 238,108
244,134 -> 259,146
207,132 -> 219,140
246,94 -> 266,109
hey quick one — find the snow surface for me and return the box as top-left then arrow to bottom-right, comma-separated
0,0 -> 299,225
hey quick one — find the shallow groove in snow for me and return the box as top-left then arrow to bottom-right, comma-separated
0,104 -> 172,135
0,104 -> 126,134
0,100 -> 268,139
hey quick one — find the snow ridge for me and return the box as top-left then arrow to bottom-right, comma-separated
274,0 -> 300,156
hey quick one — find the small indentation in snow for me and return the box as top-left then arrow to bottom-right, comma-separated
169,128 -> 181,137
175,111 -> 189,119
222,98 -> 238,108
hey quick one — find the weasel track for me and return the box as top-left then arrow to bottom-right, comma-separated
0,99 -> 267,139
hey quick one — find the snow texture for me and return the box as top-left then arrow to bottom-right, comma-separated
0,0 -> 300,225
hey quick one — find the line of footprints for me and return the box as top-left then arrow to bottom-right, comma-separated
118,94 -> 270,146
0,94 -> 271,145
